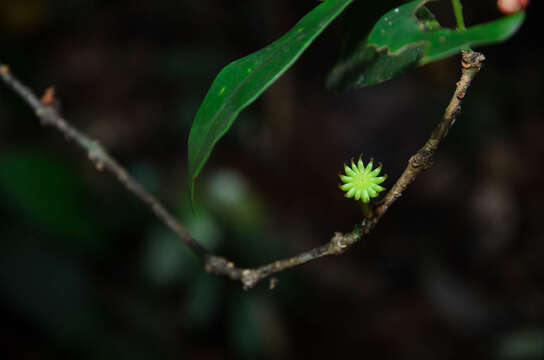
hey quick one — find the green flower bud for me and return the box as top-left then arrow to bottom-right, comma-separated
339,157 -> 386,203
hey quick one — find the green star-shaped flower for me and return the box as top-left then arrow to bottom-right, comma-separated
339,157 -> 386,203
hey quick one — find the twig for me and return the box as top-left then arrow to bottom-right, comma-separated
0,50 -> 484,290
204,50 -> 485,288
373,50 -> 485,218
0,64 -> 209,258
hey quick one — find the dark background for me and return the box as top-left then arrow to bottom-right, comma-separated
1,0 -> 543,359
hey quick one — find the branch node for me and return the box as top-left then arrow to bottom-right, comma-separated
87,141 -> 107,171
204,255 -> 226,273
410,151 -> 430,169
330,230 -> 362,255
35,107 -> 46,118
330,232 -> 349,254
457,90 -> 466,100
461,50 -> 486,70
35,106 -> 57,126
241,269 -> 259,289
204,255 -> 253,287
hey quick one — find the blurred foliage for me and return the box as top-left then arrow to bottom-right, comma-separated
1,0 -> 543,359
0,151 -> 104,251
496,330 -> 544,359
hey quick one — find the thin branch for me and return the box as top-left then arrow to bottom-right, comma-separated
204,50 -> 486,288
373,50 -> 485,218
0,64 -> 209,258
0,50 -> 484,290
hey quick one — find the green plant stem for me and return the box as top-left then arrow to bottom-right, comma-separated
361,202 -> 373,219
451,0 -> 466,31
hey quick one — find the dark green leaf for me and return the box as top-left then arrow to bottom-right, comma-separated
188,0 -> 354,199
327,0 -> 525,90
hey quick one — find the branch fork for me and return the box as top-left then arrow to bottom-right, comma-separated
0,50 -> 484,289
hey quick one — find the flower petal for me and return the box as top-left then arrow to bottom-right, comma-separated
344,165 -> 356,177
340,183 -> 353,191
367,187 -> 377,198
350,161 -> 359,174
354,189 -> 361,201
365,161 -> 374,174
340,175 -> 352,183
345,187 -> 355,198
357,158 -> 365,172
362,190 -> 370,203
370,166 -> 382,177
371,183 -> 385,192
374,176 -> 386,184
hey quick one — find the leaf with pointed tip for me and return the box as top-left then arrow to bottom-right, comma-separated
188,0 -> 354,200
327,0 -> 525,90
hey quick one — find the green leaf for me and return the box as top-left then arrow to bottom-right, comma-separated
188,0 -> 354,199
327,0 -> 525,90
